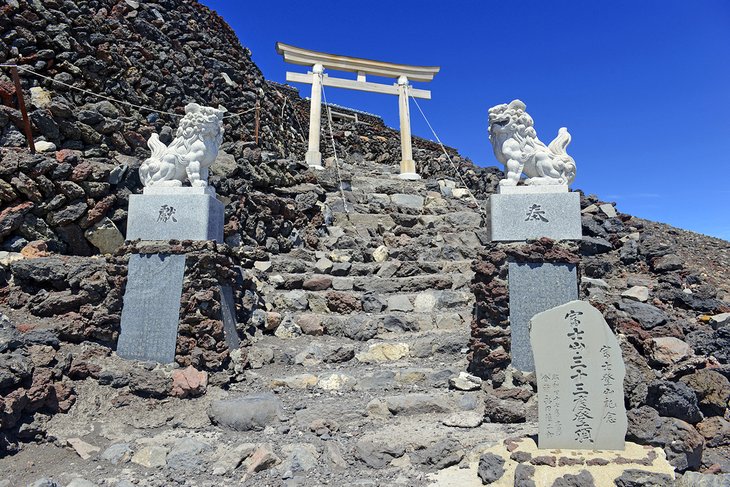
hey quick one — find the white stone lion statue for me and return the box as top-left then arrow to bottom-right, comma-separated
488,99 -> 576,187
139,103 -> 226,188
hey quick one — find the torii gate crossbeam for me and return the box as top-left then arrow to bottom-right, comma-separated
276,42 -> 440,179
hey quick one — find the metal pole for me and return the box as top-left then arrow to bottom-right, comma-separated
254,99 -> 260,145
10,67 -> 35,154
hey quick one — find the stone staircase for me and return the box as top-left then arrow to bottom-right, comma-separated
255,162 -> 487,361
216,160 -> 529,483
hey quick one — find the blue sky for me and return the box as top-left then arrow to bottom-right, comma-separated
201,0 -> 730,241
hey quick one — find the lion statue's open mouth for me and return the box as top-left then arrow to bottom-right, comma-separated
488,99 -> 576,187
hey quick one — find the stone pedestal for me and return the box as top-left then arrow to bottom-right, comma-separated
116,242 -> 242,366
489,187 -> 581,242
118,187 -> 239,366
495,187 -> 582,372
126,187 -> 224,242
117,253 -> 186,363
397,167 -> 421,180
508,262 -> 578,371
468,239 -> 581,382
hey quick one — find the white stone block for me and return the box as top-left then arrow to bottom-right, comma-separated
126,193 -> 224,242
489,192 -> 582,242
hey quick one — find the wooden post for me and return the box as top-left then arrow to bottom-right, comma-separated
10,67 -> 35,154
254,99 -> 260,145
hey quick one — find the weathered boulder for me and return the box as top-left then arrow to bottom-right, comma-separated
208,393 -> 284,431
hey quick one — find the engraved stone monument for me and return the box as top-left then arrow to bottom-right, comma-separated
117,254 -> 186,363
118,103 -> 237,364
486,100 -> 583,372
530,300 -> 627,450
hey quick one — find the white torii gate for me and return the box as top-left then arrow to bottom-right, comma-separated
276,42 -> 440,180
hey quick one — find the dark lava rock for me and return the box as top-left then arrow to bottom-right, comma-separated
621,342 -> 654,408
412,438 -> 463,471
627,405 -> 704,472
620,239 -> 639,264
128,369 -> 171,399
514,464 -> 536,487
686,326 -> 730,363
326,315 -> 378,341
616,300 -> 669,329
696,416 -> 730,448
646,380 -> 703,424
580,236 -> 613,256
640,236 -> 672,260
361,292 -> 387,313
354,440 -> 405,469
325,291 -> 362,313
680,369 -> 730,417
581,216 -> 608,238
484,394 -> 526,423
551,469 -> 594,487
613,469 -> 674,487
477,452 -> 505,484
582,258 -> 612,278
651,253 -> 684,272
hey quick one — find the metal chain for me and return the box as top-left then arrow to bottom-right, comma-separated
0,64 -> 258,119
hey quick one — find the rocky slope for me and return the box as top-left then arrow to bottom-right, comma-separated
0,0 -> 729,486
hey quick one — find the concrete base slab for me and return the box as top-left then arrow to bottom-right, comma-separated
428,436 -> 674,487
305,150 -> 322,168
396,172 -> 421,180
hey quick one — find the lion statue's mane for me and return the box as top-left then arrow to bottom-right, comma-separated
139,103 -> 226,188
488,99 -> 576,187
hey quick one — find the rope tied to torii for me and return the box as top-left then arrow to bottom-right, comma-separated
408,89 -> 488,220
0,63 -> 259,120
319,72 -> 350,214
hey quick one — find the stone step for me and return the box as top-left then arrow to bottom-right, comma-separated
266,251 -> 477,275
328,195 -> 484,217
332,211 -> 484,236
247,329 -> 471,370
263,276 -> 473,304
266,258 -> 474,278
349,175 -> 430,195
263,289 -> 473,314
263,309 -> 472,339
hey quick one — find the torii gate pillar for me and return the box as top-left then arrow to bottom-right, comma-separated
276,42 -> 439,178
397,75 -> 419,180
305,64 -> 324,169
